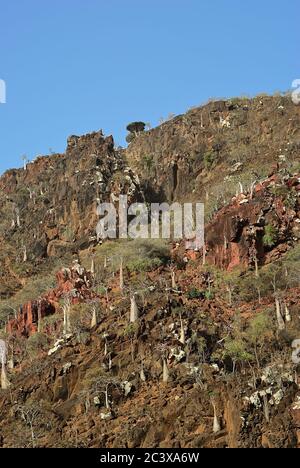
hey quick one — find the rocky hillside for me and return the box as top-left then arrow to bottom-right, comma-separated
126,95 -> 300,207
0,95 -> 300,448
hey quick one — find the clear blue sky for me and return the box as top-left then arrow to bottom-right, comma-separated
0,0 -> 299,174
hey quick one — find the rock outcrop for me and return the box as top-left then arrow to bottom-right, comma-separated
6,262 -> 96,337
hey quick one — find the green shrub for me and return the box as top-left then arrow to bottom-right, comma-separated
123,323 -> 139,337
127,257 -> 162,273
187,288 -> 203,300
263,224 -> 279,248
203,151 -> 216,169
142,155 -> 154,173
26,333 -> 49,357
223,338 -> 254,367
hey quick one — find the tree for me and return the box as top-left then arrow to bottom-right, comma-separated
223,338 -> 254,373
130,294 -> 139,323
179,313 -> 185,345
126,122 -> 146,144
17,403 -> 42,448
91,376 -> 120,410
275,296 -> 285,331
211,399 -> 221,433
0,338 -> 10,390
245,312 -> 272,367
119,258 -> 124,291
162,358 -> 169,383
62,295 -> 72,336
126,121 -> 146,134
21,155 -> 28,171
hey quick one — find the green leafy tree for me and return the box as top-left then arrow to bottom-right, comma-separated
245,312 -> 273,367
223,338 -> 254,373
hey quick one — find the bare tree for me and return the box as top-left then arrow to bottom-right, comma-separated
92,376 -> 120,410
17,404 -> 42,448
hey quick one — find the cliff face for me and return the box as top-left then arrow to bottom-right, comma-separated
203,173 -> 300,270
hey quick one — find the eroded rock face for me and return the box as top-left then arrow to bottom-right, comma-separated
6,262 -> 96,337
171,172 -> 300,271
6,299 -> 56,337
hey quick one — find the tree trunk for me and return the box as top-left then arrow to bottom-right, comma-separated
285,303 -> 291,323
119,259 -> 124,291
1,364 -> 10,390
105,387 -> 110,409
37,300 -> 42,333
91,307 -> 97,328
179,315 -> 185,345
162,359 -> 169,383
275,298 -> 285,331
202,243 -> 206,266
140,364 -> 146,382
212,401 -> 221,433
171,271 -> 177,290
130,295 -> 139,323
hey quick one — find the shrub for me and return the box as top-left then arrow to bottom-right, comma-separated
223,338 -> 254,371
127,257 -> 162,273
126,133 -> 135,144
187,288 -> 204,300
26,333 -> 49,357
203,151 -> 216,169
123,323 -> 138,337
263,224 -> 279,248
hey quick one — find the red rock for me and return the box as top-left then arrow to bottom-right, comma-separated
7,264 -> 97,338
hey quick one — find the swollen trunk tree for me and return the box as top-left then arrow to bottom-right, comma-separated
212,401 -> 221,433
162,359 -> 169,383
250,180 -> 257,200
202,243 -> 206,266
91,306 -> 97,328
275,298 -> 285,331
23,246 -> 27,263
140,363 -> 146,382
37,300 -> 42,333
0,340 -> 10,390
285,303 -> 291,323
179,315 -> 185,345
63,300 -> 71,336
90,258 -> 95,275
263,394 -> 270,423
226,285 -> 233,307
130,295 -> 139,323
254,256 -> 259,278
171,271 -> 177,290
1,363 -> 10,390
119,258 -> 124,291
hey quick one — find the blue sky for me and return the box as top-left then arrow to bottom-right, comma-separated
0,0 -> 299,174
